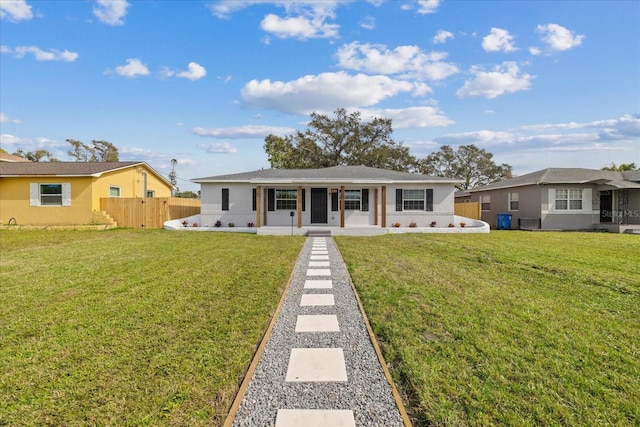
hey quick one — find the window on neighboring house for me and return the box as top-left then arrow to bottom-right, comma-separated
555,189 -> 583,210
509,192 -> 519,211
109,186 -> 121,197
481,195 -> 491,211
40,184 -> 63,206
146,190 -> 155,198
276,189 -> 297,210
344,189 -> 361,210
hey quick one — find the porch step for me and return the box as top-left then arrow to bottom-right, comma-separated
306,230 -> 332,237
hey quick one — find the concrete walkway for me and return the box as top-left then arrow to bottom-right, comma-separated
224,237 -> 411,426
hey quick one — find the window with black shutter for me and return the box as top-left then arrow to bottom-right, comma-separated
331,189 -> 339,211
252,188 -> 256,211
426,189 -> 433,211
222,188 -> 229,211
267,189 -> 275,211
362,189 -> 369,211
395,189 -> 403,211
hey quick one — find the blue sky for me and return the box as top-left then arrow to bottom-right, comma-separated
1,0 -> 639,192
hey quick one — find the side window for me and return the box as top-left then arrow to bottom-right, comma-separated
481,195 -> 491,211
509,193 -> 519,211
110,186 -> 121,197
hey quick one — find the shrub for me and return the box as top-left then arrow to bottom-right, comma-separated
228,222 -> 235,228
214,220 -> 222,227
392,222 -> 401,228
247,222 -> 254,227
409,222 -> 417,228
430,221 -> 437,228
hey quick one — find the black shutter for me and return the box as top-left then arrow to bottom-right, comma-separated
361,189 -> 369,211
396,189 -> 403,211
426,189 -> 433,211
222,188 -> 229,211
302,189 -> 306,211
252,188 -> 256,211
267,189 -> 275,211
331,190 -> 339,212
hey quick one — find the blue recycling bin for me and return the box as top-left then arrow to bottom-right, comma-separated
497,213 -> 512,230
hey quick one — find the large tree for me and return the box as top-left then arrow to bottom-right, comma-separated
602,162 -> 637,171
264,108 -> 417,171
418,144 -> 513,190
12,148 -> 58,162
66,139 -> 119,162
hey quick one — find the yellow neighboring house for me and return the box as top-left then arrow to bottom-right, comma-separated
0,161 -> 173,226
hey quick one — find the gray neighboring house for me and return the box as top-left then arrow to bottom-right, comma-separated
191,165 -> 460,231
469,168 -> 640,233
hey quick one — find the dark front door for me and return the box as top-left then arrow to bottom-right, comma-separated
600,192 -> 613,223
311,188 -> 328,224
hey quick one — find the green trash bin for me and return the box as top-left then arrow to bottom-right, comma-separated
497,213 -> 512,230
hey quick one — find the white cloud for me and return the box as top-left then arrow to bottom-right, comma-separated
198,142 -> 238,154
529,47 -> 542,56
0,133 -> 22,145
192,125 -> 295,139
456,62 -> 534,99
161,62 -> 207,81
4,45 -> 79,62
363,106 -> 454,129
360,15 -> 375,30
433,30 -> 454,44
536,23 -> 585,51
0,0 -> 32,22
177,62 -> 207,81
260,12 -> 339,39
335,42 -> 459,81
0,112 -> 21,123
93,0 -> 130,26
416,0 -> 441,14
482,28 -> 517,52
519,114 -> 640,139
113,58 -> 150,78
241,71 -> 415,114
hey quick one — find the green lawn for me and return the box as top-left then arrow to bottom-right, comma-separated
336,232 -> 640,426
2,230 -> 638,426
0,229 -> 304,426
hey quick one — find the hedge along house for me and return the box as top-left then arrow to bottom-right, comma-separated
468,168 -> 640,233
191,165 -> 461,233
0,161 -> 173,226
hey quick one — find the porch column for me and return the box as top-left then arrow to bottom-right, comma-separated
256,185 -> 262,227
374,188 -> 379,226
297,186 -> 303,228
263,188 -> 268,226
381,186 -> 387,227
340,185 -> 345,228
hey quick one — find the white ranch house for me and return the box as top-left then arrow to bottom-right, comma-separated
190,165 -> 466,234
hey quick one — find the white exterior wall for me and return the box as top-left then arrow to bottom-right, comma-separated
200,182 -> 456,228
385,183 -> 455,227
200,183 -> 256,227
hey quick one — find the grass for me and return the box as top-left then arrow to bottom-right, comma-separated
335,232 -> 640,426
2,230 -> 639,426
0,229 -> 304,426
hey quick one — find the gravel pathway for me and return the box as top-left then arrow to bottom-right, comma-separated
227,237 -> 407,426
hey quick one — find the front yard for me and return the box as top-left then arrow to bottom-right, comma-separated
1,230 -> 638,426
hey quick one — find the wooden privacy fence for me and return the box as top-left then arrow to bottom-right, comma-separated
100,197 -> 201,229
455,202 -> 481,220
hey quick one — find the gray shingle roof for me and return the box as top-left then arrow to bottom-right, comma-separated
0,161 -> 143,176
0,161 -> 173,186
469,168 -> 640,192
192,165 -> 460,184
